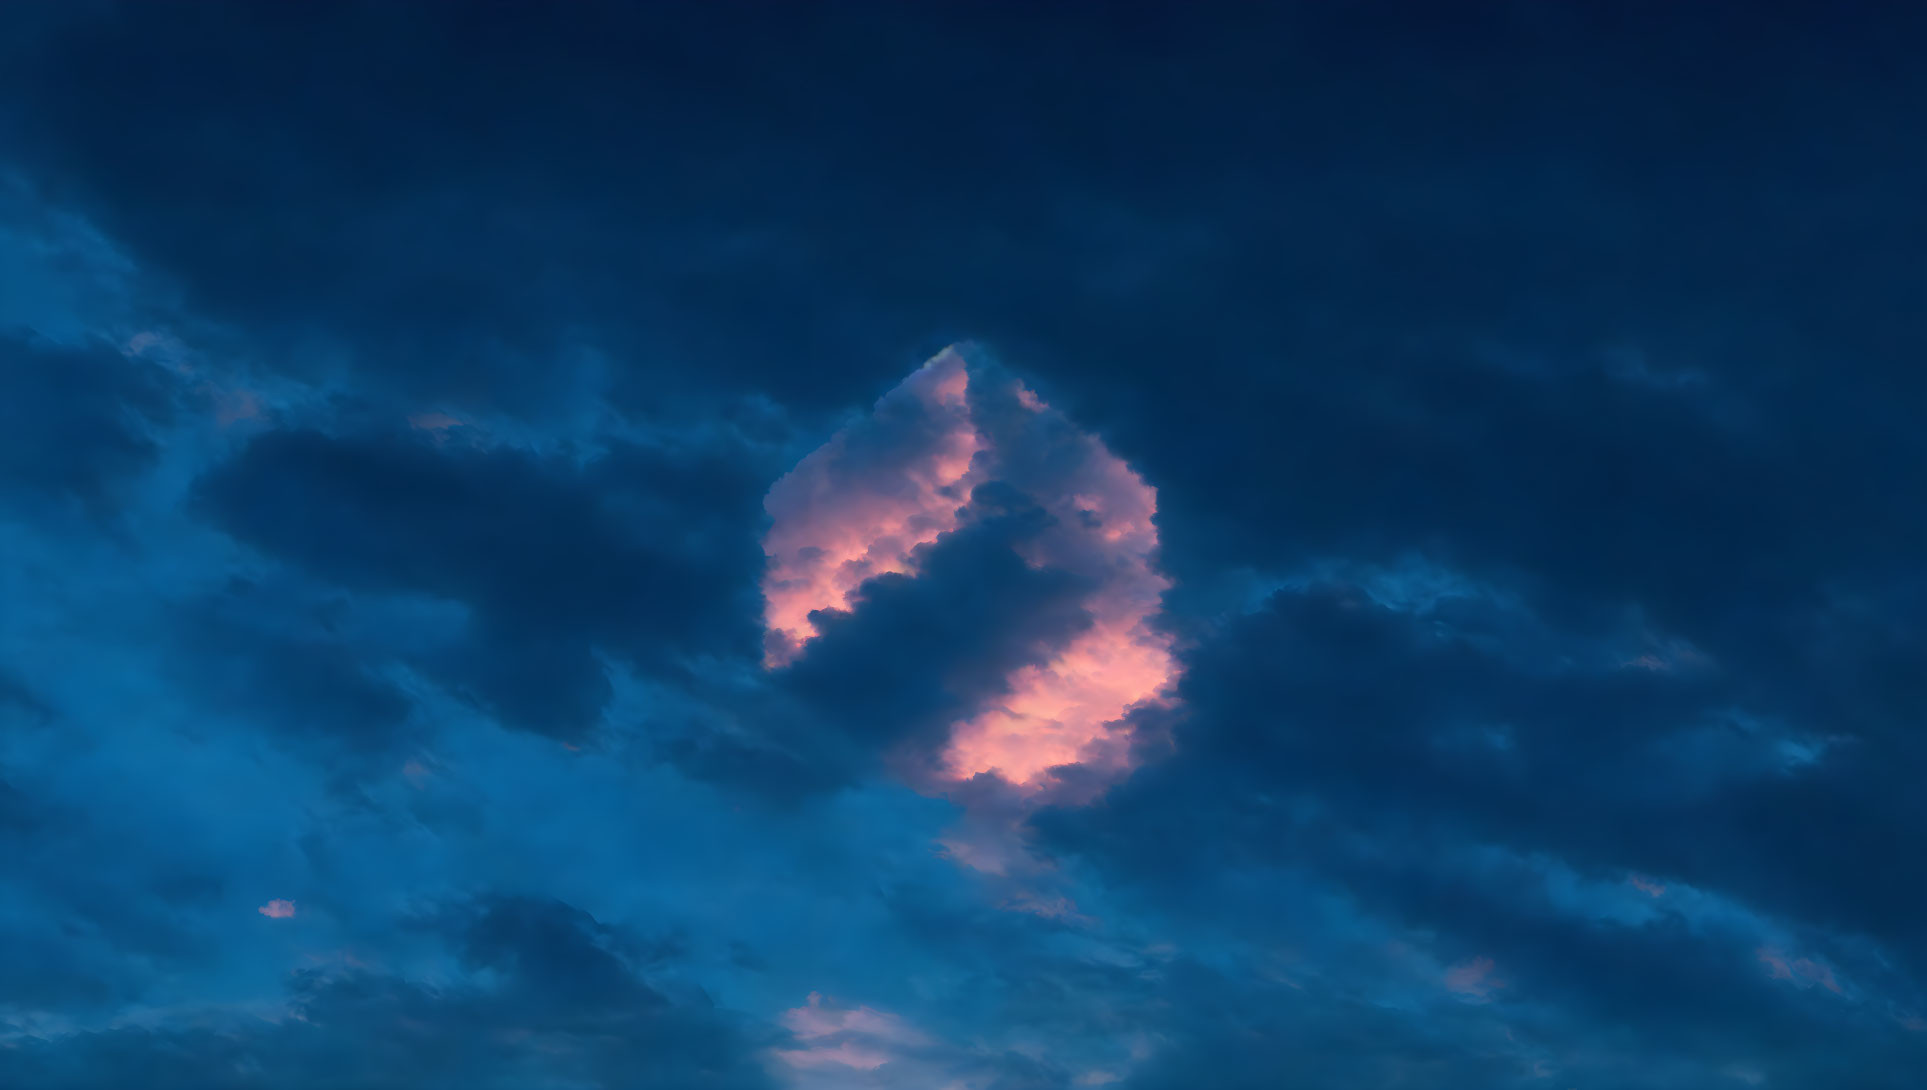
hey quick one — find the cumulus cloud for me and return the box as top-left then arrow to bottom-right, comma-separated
761,346 -> 1179,796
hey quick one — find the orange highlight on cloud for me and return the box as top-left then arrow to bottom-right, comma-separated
760,346 -> 1181,794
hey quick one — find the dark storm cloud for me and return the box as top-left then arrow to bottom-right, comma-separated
1043,580 -> 1927,959
1,2 -> 1922,1087
667,493 -> 1094,801
0,332 -> 176,514
1118,970 -> 1525,1090
10,0 -> 1919,708
168,578 -> 417,759
1310,839 -> 1927,1085
0,895 -> 779,1090
12,2 -> 1911,431
1035,574 -> 1927,1081
192,427 -> 768,742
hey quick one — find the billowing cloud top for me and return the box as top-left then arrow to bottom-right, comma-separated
762,346 -> 1178,791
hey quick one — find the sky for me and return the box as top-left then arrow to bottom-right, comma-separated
0,3 -> 1923,1087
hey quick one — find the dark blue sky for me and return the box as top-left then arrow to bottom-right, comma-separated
2,3 -> 1923,1087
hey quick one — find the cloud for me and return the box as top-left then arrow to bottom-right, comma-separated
1034,572 -> 1927,1083
1756,947 -> 1845,996
761,347 -> 1179,796
164,578 -> 416,762
257,899 -> 296,919
769,988 -> 1096,1090
1,6 -> 1922,1088
1114,966 -> 1527,1090
405,411 -> 464,436
192,428 -> 768,743
773,992 -> 931,1073
1442,955 -> 1503,1000
0,333 -> 177,516
762,350 -> 985,668
0,894 -> 779,1090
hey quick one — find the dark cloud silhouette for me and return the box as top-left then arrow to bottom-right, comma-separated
1036,577 -> 1927,1081
665,496 -> 1094,801
0,895 -> 779,1090
168,579 -> 417,759
0,2 -> 1922,1087
192,428 -> 767,742
0,333 -> 176,515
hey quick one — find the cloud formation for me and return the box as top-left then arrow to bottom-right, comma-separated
1,4 -> 1922,1088
762,347 -> 1179,794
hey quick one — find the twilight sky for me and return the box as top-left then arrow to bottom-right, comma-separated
2,3 -> 1923,1088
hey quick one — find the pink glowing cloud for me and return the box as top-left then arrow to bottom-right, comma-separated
773,993 -> 930,1072
1756,947 -> 1844,995
934,831 -> 1018,876
1790,957 -> 1843,994
214,389 -> 264,428
408,411 -> 465,435
1443,955 -> 1505,1000
1002,893 -> 1093,927
1628,873 -> 1666,897
762,349 -> 984,668
1619,634 -> 1712,674
760,346 -> 1180,794
774,1042 -> 893,1071
782,992 -> 928,1045
257,899 -> 296,919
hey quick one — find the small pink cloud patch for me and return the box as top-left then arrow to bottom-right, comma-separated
1619,634 -> 1712,674
215,389 -> 264,428
1443,955 -> 1505,1001
1756,946 -> 1844,994
1002,893 -> 1092,926
761,350 -> 983,669
1628,873 -> 1666,897
773,992 -> 929,1072
408,411 -> 465,435
258,899 -> 296,919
